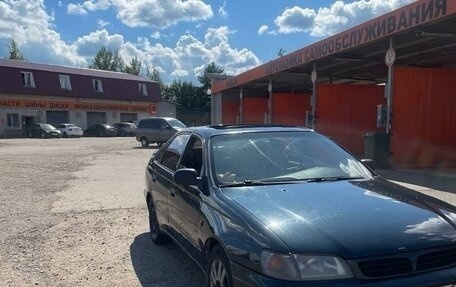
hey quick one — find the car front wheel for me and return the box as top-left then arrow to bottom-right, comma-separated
207,245 -> 233,287
141,137 -> 149,147
148,201 -> 168,244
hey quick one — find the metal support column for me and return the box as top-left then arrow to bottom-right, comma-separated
239,87 -> 243,123
311,63 -> 317,129
386,38 -> 394,134
267,78 -> 272,124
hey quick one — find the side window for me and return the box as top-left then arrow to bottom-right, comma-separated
59,75 -> 72,90
139,83 -> 148,96
160,120 -> 169,129
21,71 -> 35,88
150,119 -> 160,129
92,79 -> 103,92
160,134 -> 191,171
7,113 -> 19,127
180,136 -> 203,175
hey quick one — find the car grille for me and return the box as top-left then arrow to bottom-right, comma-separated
354,247 -> 456,279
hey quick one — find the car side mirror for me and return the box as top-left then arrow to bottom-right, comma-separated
361,159 -> 377,170
174,168 -> 199,186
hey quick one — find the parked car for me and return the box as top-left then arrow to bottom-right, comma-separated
136,117 -> 186,147
144,124 -> 456,287
28,123 -> 62,138
112,122 -> 137,137
56,123 -> 83,138
83,124 -> 116,137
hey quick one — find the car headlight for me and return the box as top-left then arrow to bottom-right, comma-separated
261,250 -> 353,281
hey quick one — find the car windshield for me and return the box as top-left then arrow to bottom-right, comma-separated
40,124 -> 56,131
167,119 -> 186,128
210,131 -> 373,186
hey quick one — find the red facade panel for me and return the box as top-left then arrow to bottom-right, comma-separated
272,93 -> 310,126
391,67 -> 456,168
222,99 -> 239,124
243,97 -> 268,124
316,84 -> 385,156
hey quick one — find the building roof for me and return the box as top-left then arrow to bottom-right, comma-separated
0,58 -> 155,83
212,0 -> 456,94
0,59 -> 162,102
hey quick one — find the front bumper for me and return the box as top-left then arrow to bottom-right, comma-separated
230,260 -> 456,287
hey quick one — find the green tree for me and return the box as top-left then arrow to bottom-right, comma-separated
124,56 -> 141,75
197,61 -> 224,91
89,47 -> 124,72
162,80 -> 210,126
7,39 -> 25,60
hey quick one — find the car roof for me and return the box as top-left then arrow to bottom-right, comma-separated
139,117 -> 176,121
183,124 -> 313,138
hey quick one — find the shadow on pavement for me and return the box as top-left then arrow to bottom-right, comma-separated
130,232 -> 205,287
132,146 -> 158,150
377,169 -> 456,193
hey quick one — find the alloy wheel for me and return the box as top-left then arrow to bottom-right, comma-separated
209,258 -> 228,287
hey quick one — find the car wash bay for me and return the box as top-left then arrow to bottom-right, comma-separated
211,0 -> 456,169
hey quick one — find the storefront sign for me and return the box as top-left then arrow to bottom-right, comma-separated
0,98 -> 156,114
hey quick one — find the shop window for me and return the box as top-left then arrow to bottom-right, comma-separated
21,71 -> 35,88
139,83 -> 148,96
59,75 -> 72,90
92,79 -> 103,92
7,114 -> 19,127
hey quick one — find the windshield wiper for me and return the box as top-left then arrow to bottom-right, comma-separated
305,176 -> 364,182
219,179 -> 295,187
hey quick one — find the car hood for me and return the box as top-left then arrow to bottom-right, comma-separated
221,177 -> 456,258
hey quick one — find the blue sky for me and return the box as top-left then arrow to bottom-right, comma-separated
0,0 -> 414,84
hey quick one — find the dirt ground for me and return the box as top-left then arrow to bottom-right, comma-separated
1,137 -> 455,287
0,137 -> 205,287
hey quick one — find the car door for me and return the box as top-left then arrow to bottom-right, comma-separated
30,124 -> 40,137
157,119 -> 171,143
152,133 -> 191,236
169,135 -> 207,263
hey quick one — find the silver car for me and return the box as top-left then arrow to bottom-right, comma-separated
135,117 -> 186,147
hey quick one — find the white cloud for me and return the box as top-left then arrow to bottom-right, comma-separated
0,0 -> 85,66
150,32 -> 161,39
111,0 -> 213,29
0,0 -> 259,84
275,6 -> 316,34
67,0 -> 112,15
219,1 -> 228,18
74,29 -> 124,57
257,25 -> 269,35
273,0 -> 416,36
97,19 -> 110,29
67,3 -> 88,15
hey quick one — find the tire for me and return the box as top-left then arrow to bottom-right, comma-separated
148,201 -> 168,244
141,137 -> 149,147
63,132 -> 68,138
207,245 -> 233,287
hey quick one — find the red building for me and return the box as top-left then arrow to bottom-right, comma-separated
0,59 -> 175,138
210,0 -> 456,169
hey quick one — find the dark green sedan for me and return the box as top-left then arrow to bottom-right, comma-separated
144,125 -> 456,287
